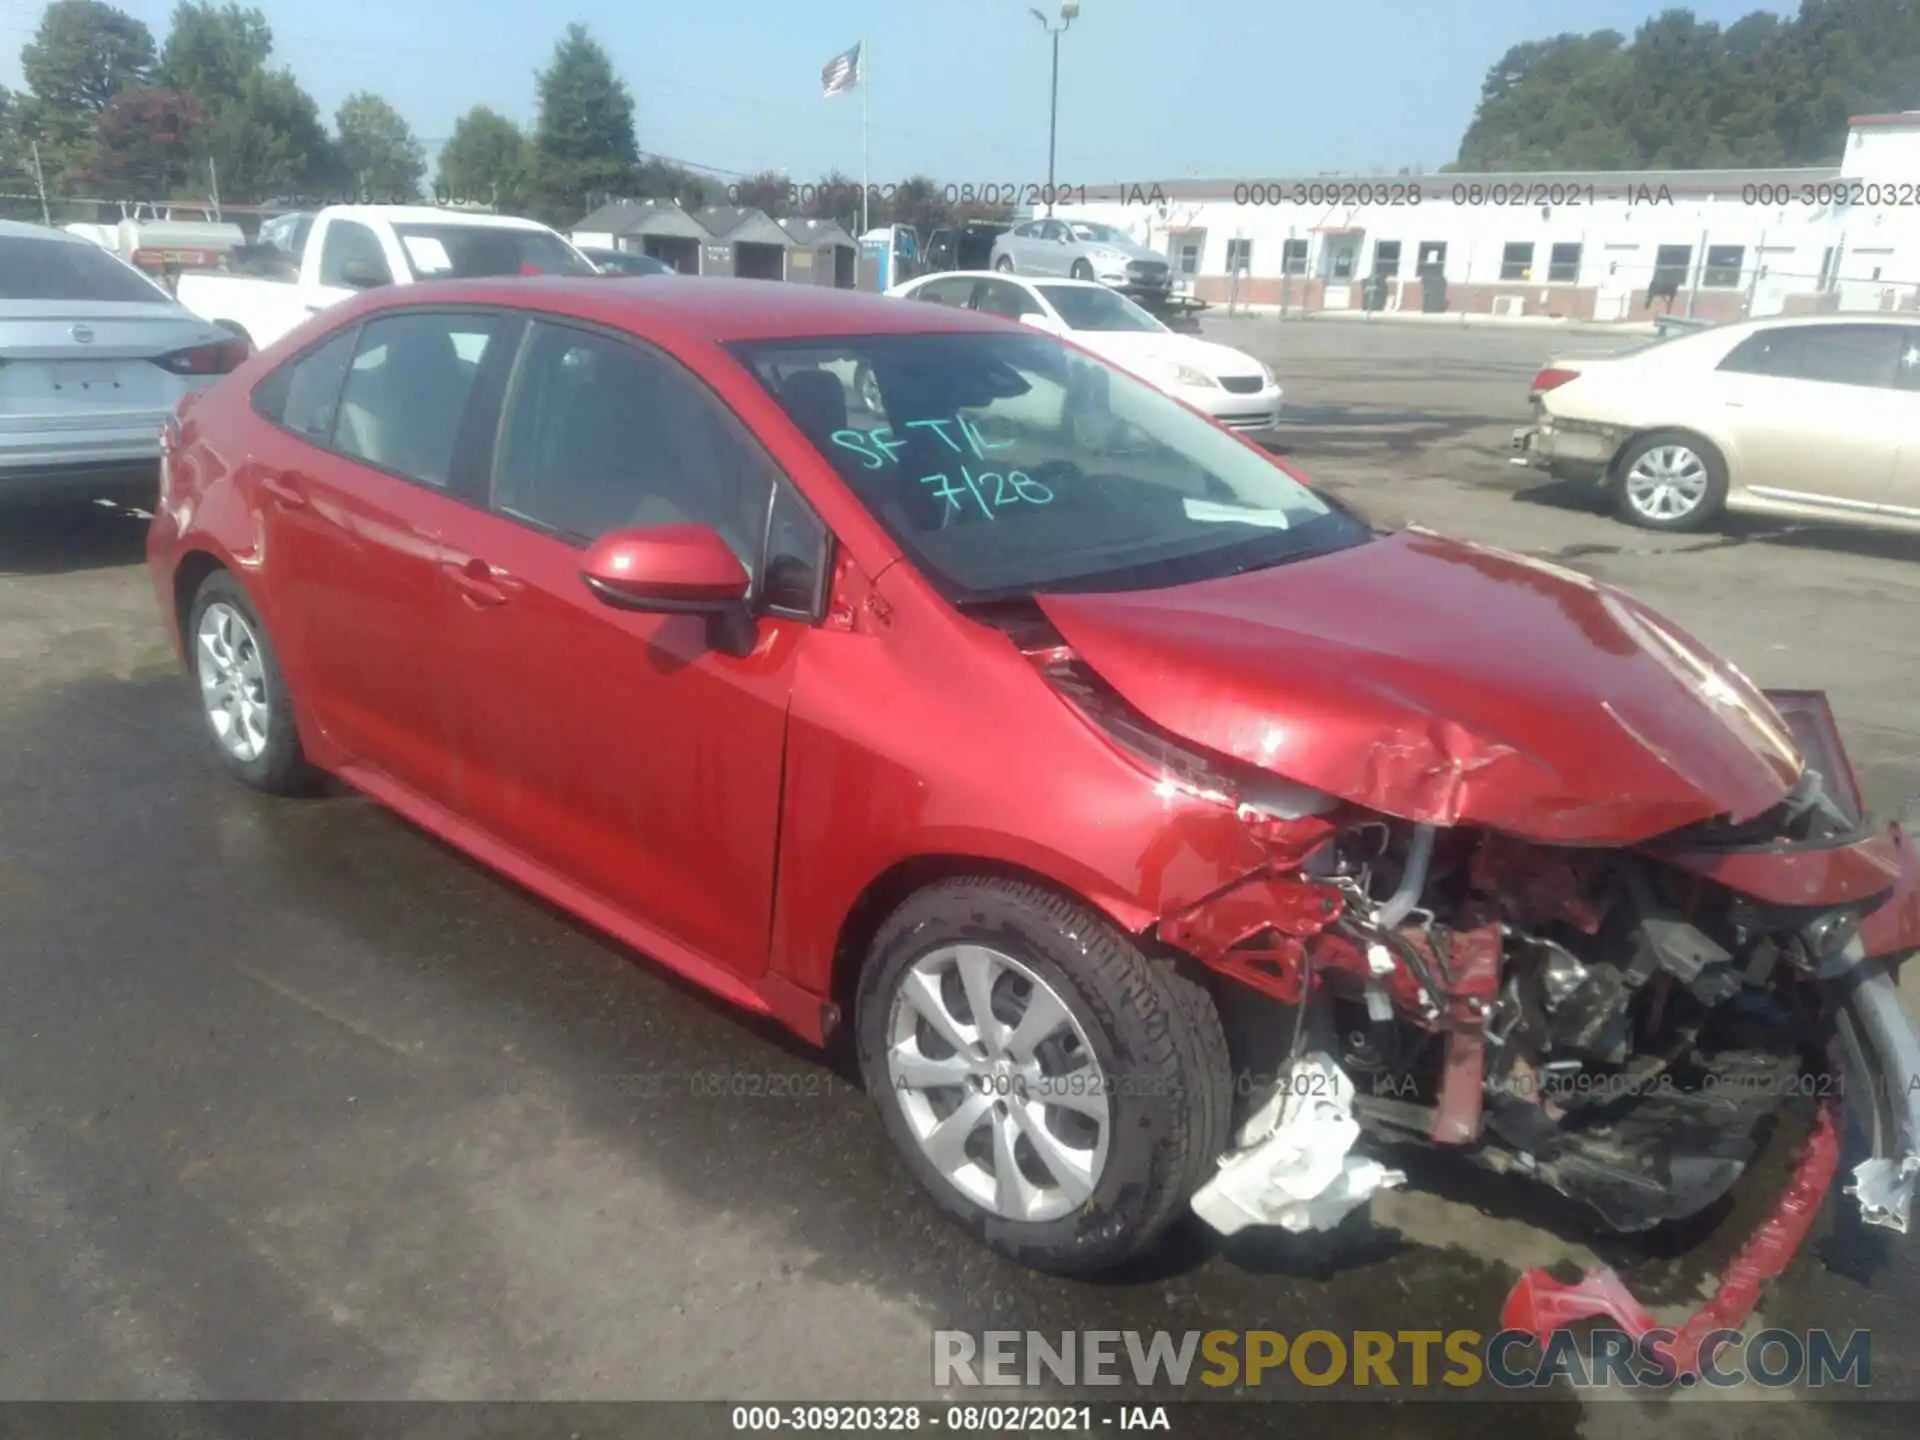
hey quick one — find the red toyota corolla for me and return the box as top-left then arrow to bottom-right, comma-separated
150,279 -> 1918,1324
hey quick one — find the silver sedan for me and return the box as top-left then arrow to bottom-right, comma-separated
1,220 -> 247,506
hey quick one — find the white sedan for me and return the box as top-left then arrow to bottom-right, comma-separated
885,271 -> 1283,437
1515,313 -> 1920,534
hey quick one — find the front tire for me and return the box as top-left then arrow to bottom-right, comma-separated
856,877 -> 1232,1273
994,255 -> 1015,273
1611,430 -> 1727,532
1070,260 -> 1095,281
187,570 -> 317,794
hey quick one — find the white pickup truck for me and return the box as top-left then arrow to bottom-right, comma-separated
175,205 -> 596,350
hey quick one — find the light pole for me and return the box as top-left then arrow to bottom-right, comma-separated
1030,2 -> 1079,214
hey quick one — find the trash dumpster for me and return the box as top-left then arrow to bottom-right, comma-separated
1362,275 -> 1388,312
1419,266 -> 1448,313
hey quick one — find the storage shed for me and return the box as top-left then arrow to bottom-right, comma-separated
781,218 -> 859,288
692,206 -> 797,281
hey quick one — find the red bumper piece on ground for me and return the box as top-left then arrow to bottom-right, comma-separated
1499,1101 -> 1841,1376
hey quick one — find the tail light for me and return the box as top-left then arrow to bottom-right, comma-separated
153,338 -> 250,376
1530,366 -> 1580,396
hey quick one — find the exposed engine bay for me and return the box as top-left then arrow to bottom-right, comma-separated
1018,632 -> 1920,1246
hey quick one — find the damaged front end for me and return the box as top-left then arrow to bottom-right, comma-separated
1026,633 -> 1920,1262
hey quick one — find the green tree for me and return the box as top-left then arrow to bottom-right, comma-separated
16,0 -> 157,186
1453,0 -> 1920,170
798,168 -> 862,230
635,155 -> 714,209
531,23 -> 639,222
201,66 -> 340,203
157,2 -> 271,97
438,104 -> 530,208
885,174 -> 951,238
83,86 -> 204,198
336,92 -> 425,200
731,169 -> 790,216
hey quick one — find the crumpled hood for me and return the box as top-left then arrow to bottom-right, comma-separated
1037,529 -> 1803,845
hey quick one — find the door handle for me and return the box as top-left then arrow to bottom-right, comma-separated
442,557 -> 511,608
1724,399 -> 1745,408
259,472 -> 307,508
304,302 -> 328,314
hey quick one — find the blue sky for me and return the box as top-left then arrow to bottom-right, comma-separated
2,0 -> 1792,181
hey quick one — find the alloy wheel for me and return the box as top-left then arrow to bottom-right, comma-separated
195,601 -> 270,762
886,943 -> 1110,1222
1624,444 -> 1709,522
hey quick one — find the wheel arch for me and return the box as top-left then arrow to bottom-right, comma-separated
171,546 -> 233,662
1606,421 -> 1735,482
824,852 -> 1151,1040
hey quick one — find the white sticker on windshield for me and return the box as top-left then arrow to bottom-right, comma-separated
401,236 -> 453,274
1182,498 -> 1293,529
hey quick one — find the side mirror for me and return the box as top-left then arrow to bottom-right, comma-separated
579,524 -> 757,656
339,258 -> 389,289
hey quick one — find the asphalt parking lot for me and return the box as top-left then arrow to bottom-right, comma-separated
2,317 -> 1916,1435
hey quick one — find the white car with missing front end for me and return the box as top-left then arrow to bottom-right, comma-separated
886,271 -> 1283,438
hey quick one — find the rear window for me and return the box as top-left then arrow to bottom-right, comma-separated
390,224 -> 594,280
0,235 -> 167,303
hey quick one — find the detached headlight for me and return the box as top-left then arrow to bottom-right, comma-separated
1163,361 -> 1218,389
1090,247 -> 1127,264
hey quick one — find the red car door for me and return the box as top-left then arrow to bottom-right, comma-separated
433,319 -> 826,978
249,308 -> 508,804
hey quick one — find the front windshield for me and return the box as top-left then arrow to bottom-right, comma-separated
1038,286 -> 1167,333
734,331 -> 1367,601
392,223 -> 595,279
1067,222 -> 1124,244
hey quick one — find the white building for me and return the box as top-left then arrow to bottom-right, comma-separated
1050,112 -> 1920,323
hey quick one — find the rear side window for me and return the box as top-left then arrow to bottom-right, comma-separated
253,329 -> 357,440
330,312 -> 497,487
1719,325 -> 1905,388
0,235 -> 165,302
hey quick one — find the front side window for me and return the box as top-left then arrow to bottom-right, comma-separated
492,322 -> 774,565
0,235 -> 167,302
392,224 -> 594,279
913,277 -> 980,307
331,312 -> 497,485
975,280 -> 1043,320
1036,286 -> 1164,332
735,331 -> 1367,602
318,220 -> 392,287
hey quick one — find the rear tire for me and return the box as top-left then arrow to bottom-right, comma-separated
856,877 -> 1232,1273
1611,430 -> 1728,532
186,570 -> 318,795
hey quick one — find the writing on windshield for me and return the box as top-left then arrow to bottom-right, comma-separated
831,415 -> 1054,520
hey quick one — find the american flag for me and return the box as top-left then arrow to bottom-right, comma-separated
822,42 -> 862,98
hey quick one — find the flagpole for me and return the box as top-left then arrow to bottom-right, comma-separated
861,37 -> 870,236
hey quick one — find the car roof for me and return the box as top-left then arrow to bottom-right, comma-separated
323,205 -> 554,232
365,275 -> 1025,342
0,219 -> 94,245
906,271 -> 1109,291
